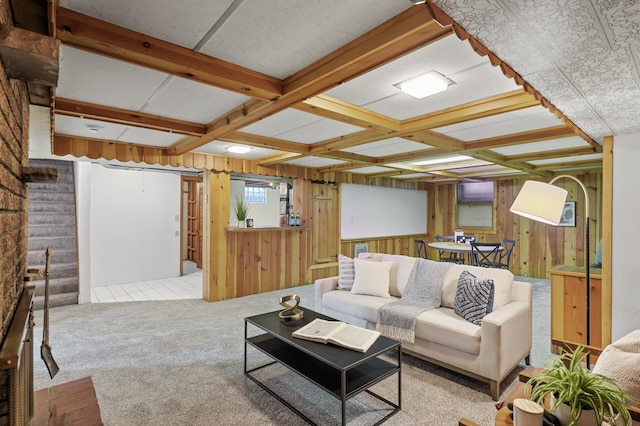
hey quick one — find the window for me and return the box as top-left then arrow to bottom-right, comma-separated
244,186 -> 267,203
456,182 -> 495,229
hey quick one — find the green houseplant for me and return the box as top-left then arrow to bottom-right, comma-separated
527,346 -> 633,426
233,195 -> 250,227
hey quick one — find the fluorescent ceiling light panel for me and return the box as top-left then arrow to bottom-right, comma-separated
395,70 -> 455,99
227,145 -> 251,154
413,155 -> 472,166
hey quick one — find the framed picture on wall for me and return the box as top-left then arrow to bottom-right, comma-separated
558,201 -> 576,227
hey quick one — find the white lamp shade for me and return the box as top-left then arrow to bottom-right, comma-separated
510,180 -> 568,225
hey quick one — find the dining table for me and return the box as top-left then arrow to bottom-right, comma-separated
427,241 -> 503,264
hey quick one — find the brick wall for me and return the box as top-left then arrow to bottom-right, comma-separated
0,0 -> 31,421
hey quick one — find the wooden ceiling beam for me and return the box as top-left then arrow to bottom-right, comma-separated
533,159 -> 603,172
297,95 -> 401,132
54,98 -> 206,136
257,152 -> 303,167
463,125 -> 580,151
505,146 -> 598,163
376,147 -> 451,164
55,7 -> 282,100
220,132 -> 310,154
400,90 -> 539,131
167,6 -> 451,155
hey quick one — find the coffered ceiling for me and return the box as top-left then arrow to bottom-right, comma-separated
23,0 -> 635,182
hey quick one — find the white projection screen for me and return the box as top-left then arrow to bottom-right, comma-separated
340,183 -> 427,239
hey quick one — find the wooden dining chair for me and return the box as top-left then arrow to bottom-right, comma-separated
470,242 -> 502,268
495,238 -> 516,269
435,235 -> 465,264
414,239 -> 428,259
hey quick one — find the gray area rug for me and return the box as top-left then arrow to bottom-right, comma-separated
33,276 -> 552,425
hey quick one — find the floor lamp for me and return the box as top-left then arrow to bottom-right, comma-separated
509,175 -> 591,366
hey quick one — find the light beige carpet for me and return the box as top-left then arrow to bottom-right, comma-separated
33,278 -> 551,425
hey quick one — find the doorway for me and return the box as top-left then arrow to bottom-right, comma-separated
182,176 -> 203,274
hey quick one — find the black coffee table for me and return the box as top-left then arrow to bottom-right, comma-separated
244,307 -> 401,425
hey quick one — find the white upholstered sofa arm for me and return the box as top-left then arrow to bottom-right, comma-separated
480,300 -> 533,377
314,276 -> 339,312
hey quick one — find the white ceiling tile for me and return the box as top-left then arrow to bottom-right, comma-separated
284,156 -> 346,167
277,118 -> 364,144
61,0 -> 235,49
117,126 -> 184,147
198,0 -> 411,79
57,46 -> 169,111
340,138 -> 431,156
241,109 -> 321,137
327,34 -> 486,105
141,76 -> 251,124
433,106 -> 565,141
55,114 -> 129,140
195,140 -> 282,160
346,166 -> 394,174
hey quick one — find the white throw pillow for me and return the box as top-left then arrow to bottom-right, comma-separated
350,258 -> 394,298
337,254 -> 355,290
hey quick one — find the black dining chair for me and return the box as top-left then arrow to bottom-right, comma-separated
470,242 -> 502,268
495,239 -> 516,269
435,235 -> 465,264
414,239 -> 428,259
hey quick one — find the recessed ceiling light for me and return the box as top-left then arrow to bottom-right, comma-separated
227,145 -> 251,154
394,70 -> 455,99
413,155 -> 472,166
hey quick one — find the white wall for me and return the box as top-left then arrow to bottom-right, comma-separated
230,180 -> 280,227
75,162 -> 92,303
89,164 -> 181,286
611,133 -> 640,339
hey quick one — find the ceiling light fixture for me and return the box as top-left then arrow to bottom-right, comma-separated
86,124 -> 104,133
394,70 -> 455,99
413,155 -> 472,166
227,145 -> 251,154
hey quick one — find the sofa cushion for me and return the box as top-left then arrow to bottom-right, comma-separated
322,290 -> 397,323
414,307 -> 482,355
442,264 -> 513,310
337,254 -> 356,290
350,258 -> 394,297
453,270 -> 494,326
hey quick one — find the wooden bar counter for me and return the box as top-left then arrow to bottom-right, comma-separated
225,225 -> 310,298
548,265 -> 608,356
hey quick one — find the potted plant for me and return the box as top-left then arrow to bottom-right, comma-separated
233,195 -> 250,227
527,346 -> 633,426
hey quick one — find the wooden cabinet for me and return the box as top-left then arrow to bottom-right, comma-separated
548,265 -> 609,355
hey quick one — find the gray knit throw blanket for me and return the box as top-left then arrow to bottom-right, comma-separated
377,258 -> 452,343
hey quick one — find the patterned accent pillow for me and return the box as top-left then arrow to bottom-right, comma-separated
453,270 -> 495,326
338,254 -> 355,290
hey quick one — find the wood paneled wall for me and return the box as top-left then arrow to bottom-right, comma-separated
427,173 -> 602,278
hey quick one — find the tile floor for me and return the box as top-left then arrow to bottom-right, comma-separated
90,262 -> 202,303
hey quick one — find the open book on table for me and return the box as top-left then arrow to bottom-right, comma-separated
292,318 -> 381,353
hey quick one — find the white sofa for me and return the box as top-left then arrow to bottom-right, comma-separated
314,253 -> 532,400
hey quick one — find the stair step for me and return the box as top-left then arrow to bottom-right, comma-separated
29,276 -> 78,296
28,248 -> 77,265
28,235 -> 77,251
33,292 -> 79,310
29,201 -> 76,214
26,262 -> 78,280
28,191 -> 75,203
28,212 -> 76,226
28,223 -> 76,238
27,182 -> 75,193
